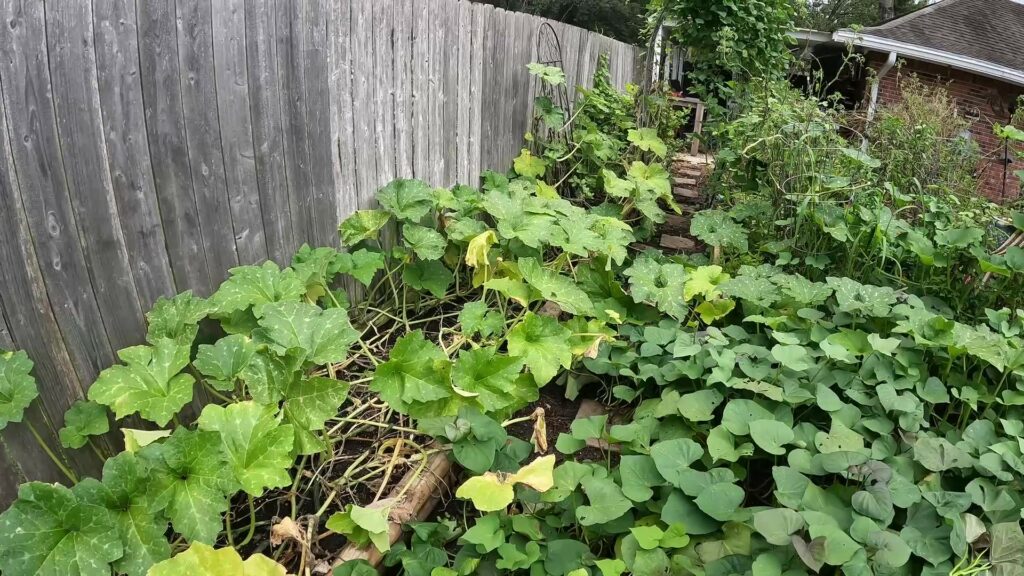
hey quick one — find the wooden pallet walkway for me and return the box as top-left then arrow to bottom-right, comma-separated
658,152 -> 715,254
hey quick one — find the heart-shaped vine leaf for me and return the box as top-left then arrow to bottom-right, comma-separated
456,456 -> 555,512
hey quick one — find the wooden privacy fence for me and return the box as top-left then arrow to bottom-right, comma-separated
0,0 -> 638,503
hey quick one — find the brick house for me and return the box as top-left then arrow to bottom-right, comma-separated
799,0 -> 1024,202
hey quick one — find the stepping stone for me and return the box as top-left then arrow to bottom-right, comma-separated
660,234 -> 697,252
673,176 -> 697,187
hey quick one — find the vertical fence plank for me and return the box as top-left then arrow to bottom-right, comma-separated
328,0 -> 357,224
511,13 -> 533,152
479,5 -> 499,172
276,0 -> 315,247
455,1 -> 472,185
137,0 -> 213,295
47,0 -> 147,351
410,0 -> 429,180
94,0 -> 176,309
372,0 -> 395,190
176,0 -> 241,283
392,0 -> 413,180
0,0 -> 115,385
427,0 -> 444,186
468,3 -> 485,184
0,56 -> 101,480
212,0 -> 268,264
302,0 -> 337,247
0,297 -> 64,501
441,0 -> 459,187
350,0 -> 376,204
245,0 -> 295,262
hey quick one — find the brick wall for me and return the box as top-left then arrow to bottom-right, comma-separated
868,54 -> 1023,203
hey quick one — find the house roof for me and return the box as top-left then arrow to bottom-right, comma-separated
827,0 -> 1024,86
862,0 -> 1024,72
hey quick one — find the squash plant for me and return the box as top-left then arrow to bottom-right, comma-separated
0,127 -> 668,574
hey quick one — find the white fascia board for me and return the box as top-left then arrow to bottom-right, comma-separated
833,29 -> 1024,86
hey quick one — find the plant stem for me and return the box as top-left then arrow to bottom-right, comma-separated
25,420 -> 78,484
236,495 -> 257,548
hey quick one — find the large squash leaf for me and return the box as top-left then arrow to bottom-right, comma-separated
370,331 -> 454,417
75,452 -> 171,576
58,400 -> 110,450
377,179 -> 434,222
87,338 -> 194,427
0,349 -> 38,431
198,402 -> 294,497
451,347 -> 533,414
0,482 -> 122,576
208,261 -> 305,317
145,291 -> 210,345
143,429 -> 238,543
193,334 -> 257,392
518,257 -> 594,316
282,376 -> 351,455
507,312 -> 573,385
256,302 -> 359,366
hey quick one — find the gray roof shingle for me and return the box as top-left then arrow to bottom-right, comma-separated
863,0 -> 1024,71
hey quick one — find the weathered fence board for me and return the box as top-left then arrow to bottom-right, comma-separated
213,0 -> 269,265
138,0 -> 214,295
94,0 -> 177,310
177,0 -> 241,283
48,0 -> 149,352
0,0 -> 639,504
245,0 -> 296,262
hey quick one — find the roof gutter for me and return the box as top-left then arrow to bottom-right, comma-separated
833,29 -> 1024,87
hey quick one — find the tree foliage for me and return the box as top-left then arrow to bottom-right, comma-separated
472,0 -> 648,43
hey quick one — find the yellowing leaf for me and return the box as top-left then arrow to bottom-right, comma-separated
456,456 -> 556,511
684,265 -> 730,302
146,542 -> 286,576
513,149 -> 546,179
510,455 -> 555,491
455,474 -> 516,512
122,428 -> 172,453
465,230 -> 497,269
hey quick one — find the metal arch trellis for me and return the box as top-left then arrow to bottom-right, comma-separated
531,22 -> 573,152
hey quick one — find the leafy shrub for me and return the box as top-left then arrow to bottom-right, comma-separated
866,75 -> 981,199
708,81 -> 1023,320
